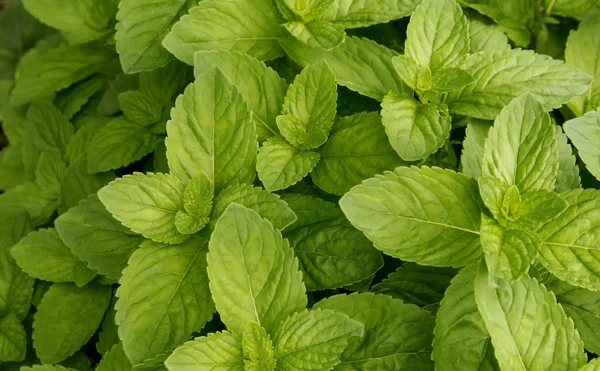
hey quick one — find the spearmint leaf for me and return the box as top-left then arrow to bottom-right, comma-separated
311,111 -> 406,196
555,126 -> 581,192
512,190 -> 568,230
166,67 -> 256,188
118,91 -> 163,126
536,189 -> 600,291
22,0 -> 116,44
272,309 -> 363,370
286,217 -> 383,290
460,118 -> 492,180
115,0 -> 196,74
33,282 -> 112,364
59,156 -> 116,213
175,172 -> 213,235
447,49 -> 592,119
564,112 -> 600,182
98,172 -> 188,244
0,145 -> 29,191
552,0 -> 600,20
381,92 -> 452,161
580,358 -> 600,371
256,138 -> 321,192
391,55 -> 419,91
314,293 -> 435,370
11,228 -> 96,285
280,35 -> 408,101
279,193 -> 343,233
0,182 -> 58,226
35,152 -> 67,200
468,19 -> 511,53
278,0 -> 335,22
139,61 -> 190,106
0,314 -> 26,362
116,237 -> 214,365
321,0 -> 419,28
54,195 -> 145,280
339,166 -> 485,267
165,331 -> 244,371
405,0 -> 469,72
96,343 -> 132,371
241,322 -> 276,371
282,21 -> 345,50
54,75 -> 106,120
278,60 -> 337,150
433,264 -> 499,371
163,0 -> 284,65
474,263 -> 587,371
210,184 -> 297,231
207,204 -> 307,334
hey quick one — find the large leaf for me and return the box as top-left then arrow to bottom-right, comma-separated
165,331 -> 244,371
340,166 -> 484,267
116,237 -> 214,365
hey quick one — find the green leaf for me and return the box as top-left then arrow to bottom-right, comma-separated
118,91 -> 163,126
65,117 -> 109,164
432,68 -> 475,92
194,51 -> 287,142
22,0 -> 115,44
321,0 -> 418,28
279,194 -> 343,234
433,264 -> 500,371
555,126 -> 581,192
315,293 -> 435,369
10,43 -> 113,107
20,366 -> 73,371
0,182 -> 58,226
33,282 -> 111,364
35,152 -> 66,200
55,195 -> 145,280
381,92 -> 452,161
564,112 -> 600,182
98,172 -> 188,244
97,297 -> 119,356
175,171 -> 213,235
0,314 -> 26,362
278,61 -> 337,150
278,0 -> 335,22
447,49 -> 592,120
210,184 -> 296,231
97,343 -> 132,371
580,358 -> 600,371
311,111 -> 406,196
116,237 -> 214,365
59,156 -> 116,213
0,145 -> 29,191
242,322 -> 276,371
468,19 -> 511,54
11,229 -> 96,285
511,190 -> 569,230
207,204 -> 307,334
273,309 -> 363,370
405,0 -> 469,72
54,75 -> 106,120
460,118 -> 492,180
165,331 -> 244,371
283,21 -> 345,50
163,0 -> 284,65
474,263 -> 587,371
551,0 -> 600,20
280,35 -> 408,101
537,189 -> 600,291
166,67 -> 257,189
139,61 -> 190,105
257,138 -> 321,192
115,0 -> 195,74
340,166 -> 484,267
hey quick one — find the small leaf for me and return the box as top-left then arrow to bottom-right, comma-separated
242,322 -> 276,371
283,20 -> 345,50
118,91 -> 163,126
0,314 -> 26,362
96,343 -> 132,371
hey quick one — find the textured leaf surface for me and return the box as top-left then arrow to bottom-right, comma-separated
282,20 -> 345,50
165,331 -> 244,371
468,19 -> 510,54
564,112 -> 600,182
321,0 -> 419,28
555,126 -> 581,192
0,314 -> 26,362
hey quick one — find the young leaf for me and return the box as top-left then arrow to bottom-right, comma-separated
511,190 -> 568,230
116,237 -> 214,365
460,118 -> 492,180
241,322 -> 276,370
381,92 -> 452,161
207,204 -> 307,335
33,283 -> 112,364
166,67 -> 257,189
474,263 -> 587,371
282,20 -> 345,50
315,293 -> 435,369
320,0 -> 419,28
405,0 -> 469,72
564,111 -> 600,182
98,172 -> 188,245
256,138 -> 321,192
165,331 -> 244,371
555,126 -> 581,192
163,0 -> 284,65
175,171 -> 213,235
340,166 -> 485,267
118,91 -> 163,126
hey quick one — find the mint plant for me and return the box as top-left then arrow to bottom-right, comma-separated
2,0 -> 600,370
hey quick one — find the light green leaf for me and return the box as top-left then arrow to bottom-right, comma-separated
118,91 -> 163,126
166,67 -> 256,188
242,322 -> 276,371
474,263 -> 587,371
0,182 -> 58,226
321,0 -> 419,28
279,194 -> 343,234
580,358 -> 600,371
11,228 -> 96,285
280,35 -> 408,101
511,190 -> 568,230
552,0 -> 600,21
175,171 -> 213,235
116,0 -> 195,74
22,0 -> 115,44
468,19 -> 511,54
273,309 -> 363,371
283,21 -> 345,50
257,138 -> 320,192
98,172 -> 187,244
194,51 -> 287,142
35,152 -> 66,200
163,0 -> 284,65
555,126 -> 581,192
432,68 -> 475,92
381,92 -> 452,161
391,55 -> 420,92
97,343 -> 132,371
447,49 -> 592,120
0,314 -> 26,362
165,331 -> 244,371
339,166 -> 484,267
564,111 -> 600,182
116,237 -> 214,365
59,156 -> 115,213
207,204 -> 307,334
54,75 -> 106,120
33,282 -> 111,364
405,0 -> 469,72
55,194 -> 145,280
433,264 -> 500,371
210,184 -> 296,231
460,118 -> 492,180
279,0 -> 335,22
315,293 -> 435,370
